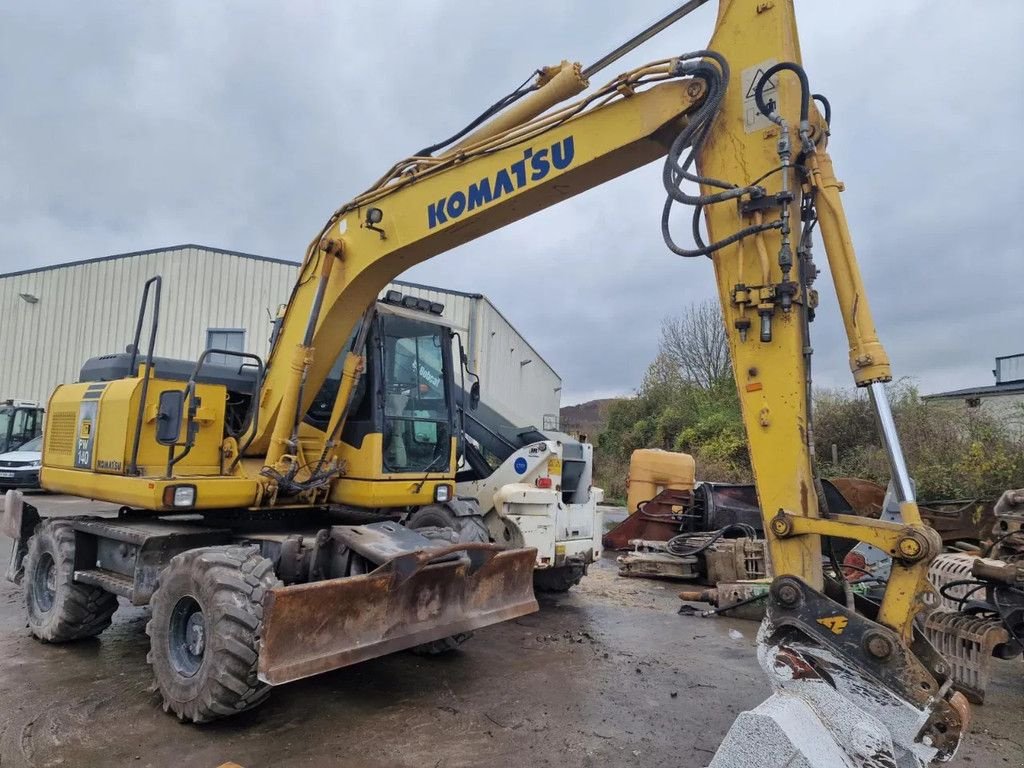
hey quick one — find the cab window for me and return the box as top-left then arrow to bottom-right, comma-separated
381,314 -> 451,473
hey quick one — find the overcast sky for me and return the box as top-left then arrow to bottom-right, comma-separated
1,1 -> 1021,404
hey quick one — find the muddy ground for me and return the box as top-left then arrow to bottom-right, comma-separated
0,497 -> 1021,768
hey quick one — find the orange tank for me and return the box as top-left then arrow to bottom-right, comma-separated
626,449 -> 695,514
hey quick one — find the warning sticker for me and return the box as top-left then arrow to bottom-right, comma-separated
741,59 -> 779,133
816,615 -> 849,635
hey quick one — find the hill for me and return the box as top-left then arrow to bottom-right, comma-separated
560,398 -> 620,439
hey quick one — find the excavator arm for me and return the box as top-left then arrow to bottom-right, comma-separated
240,1 -> 964,762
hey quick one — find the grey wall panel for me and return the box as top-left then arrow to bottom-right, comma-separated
0,247 -> 298,404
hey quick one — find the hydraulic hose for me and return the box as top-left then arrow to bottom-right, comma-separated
661,50 -> 781,258
812,93 -> 831,127
662,200 -> 781,258
754,61 -> 811,126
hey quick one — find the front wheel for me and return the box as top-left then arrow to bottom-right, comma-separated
146,545 -> 281,722
533,564 -> 586,593
406,504 -> 489,656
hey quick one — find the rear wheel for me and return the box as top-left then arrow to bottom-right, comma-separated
146,545 -> 281,722
533,564 -> 586,593
406,504 -> 490,545
406,504 -> 489,656
24,521 -> 118,642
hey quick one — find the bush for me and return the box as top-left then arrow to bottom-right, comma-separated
813,381 -> 1024,500
595,373 -> 1024,504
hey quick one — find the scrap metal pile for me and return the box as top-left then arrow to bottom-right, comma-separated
604,477 -> 864,618
604,449 -> 1024,705
839,486 -> 1022,704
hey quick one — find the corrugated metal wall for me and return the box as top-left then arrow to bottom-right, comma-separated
996,354 -> 1024,385
0,246 -> 298,403
0,248 -> 559,428
386,280 -> 561,429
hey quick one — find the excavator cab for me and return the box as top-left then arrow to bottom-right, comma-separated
305,296 -> 458,495
0,400 -> 43,455
378,313 -> 453,473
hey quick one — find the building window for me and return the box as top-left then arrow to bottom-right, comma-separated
206,328 -> 245,366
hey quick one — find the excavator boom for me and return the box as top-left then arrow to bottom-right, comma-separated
246,0 -> 960,760
238,3 -> 968,758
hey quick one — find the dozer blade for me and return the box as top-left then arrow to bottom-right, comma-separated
258,543 -> 538,685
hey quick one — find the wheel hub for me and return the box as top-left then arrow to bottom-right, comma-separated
168,596 -> 206,677
31,552 -> 56,613
186,613 -> 206,656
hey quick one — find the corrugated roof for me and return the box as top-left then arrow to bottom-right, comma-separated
0,244 -> 299,279
923,381 -> 1024,400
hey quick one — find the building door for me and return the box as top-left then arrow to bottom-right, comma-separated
206,328 -> 245,365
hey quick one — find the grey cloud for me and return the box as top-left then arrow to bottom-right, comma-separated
1,1 -> 1021,403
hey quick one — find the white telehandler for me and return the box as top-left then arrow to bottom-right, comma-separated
456,409 -> 603,592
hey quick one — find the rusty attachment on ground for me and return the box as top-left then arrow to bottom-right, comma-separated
602,488 -> 693,551
925,610 -> 1012,704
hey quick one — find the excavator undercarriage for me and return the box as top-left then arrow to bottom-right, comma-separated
4,494 -> 537,698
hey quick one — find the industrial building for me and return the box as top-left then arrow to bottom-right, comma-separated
923,353 -> 1024,426
0,244 -> 561,429
0,245 -> 296,405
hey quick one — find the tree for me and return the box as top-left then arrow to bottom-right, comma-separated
640,350 -> 685,395
658,299 -> 731,389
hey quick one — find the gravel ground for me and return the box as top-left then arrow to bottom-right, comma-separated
0,495 -> 1020,767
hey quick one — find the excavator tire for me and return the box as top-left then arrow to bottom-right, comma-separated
24,521 -> 118,642
146,545 -> 281,722
406,504 -> 489,656
533,565 -> 585,593
406,504 -> 490,545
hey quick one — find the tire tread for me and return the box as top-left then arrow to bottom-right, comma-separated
25,522 -> 118,643
147,544 -> 280,723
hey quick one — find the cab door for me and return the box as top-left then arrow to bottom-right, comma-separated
5,407 -> 39,451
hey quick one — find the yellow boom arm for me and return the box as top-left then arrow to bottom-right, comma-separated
247,2 -> 963,760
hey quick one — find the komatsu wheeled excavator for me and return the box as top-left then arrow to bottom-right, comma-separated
1,1 -> 970,764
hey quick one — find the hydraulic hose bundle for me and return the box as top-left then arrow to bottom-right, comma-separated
661,51 -> 782,258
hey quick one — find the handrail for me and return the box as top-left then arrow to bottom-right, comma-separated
128,276 -> 162,476
164,349 -> 265,478
461,409 -> 517,452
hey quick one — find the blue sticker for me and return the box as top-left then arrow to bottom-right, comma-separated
514,457 -> 528,475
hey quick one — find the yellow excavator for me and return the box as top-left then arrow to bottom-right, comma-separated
1,0 -> 969,763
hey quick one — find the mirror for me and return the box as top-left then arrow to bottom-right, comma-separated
469,381 -> 481,411
155,390 -> 185,445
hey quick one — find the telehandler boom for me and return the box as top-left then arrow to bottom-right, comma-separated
3,1 -> 967,763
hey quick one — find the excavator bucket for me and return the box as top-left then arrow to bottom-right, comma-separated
258,541 -> 538,685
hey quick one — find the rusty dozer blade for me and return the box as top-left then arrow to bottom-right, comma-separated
258,542 -> 538,685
